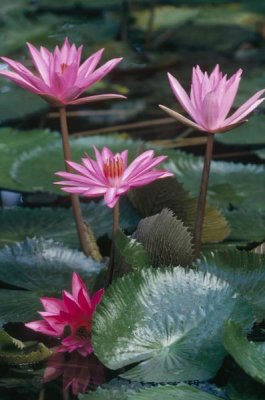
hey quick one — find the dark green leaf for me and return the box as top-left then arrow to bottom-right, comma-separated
0,290 -> 47,325
223,321 -> 265,385
114,230 -> 151,277
223,209 -> 265,242
129,177 -> 230,244
133,209 -> 193,267
0,200 -> 140,248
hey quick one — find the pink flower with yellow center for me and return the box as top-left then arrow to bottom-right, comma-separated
54,146 -> 173,208
159,64 -> 265,133
0,38 -> 125,106
25,273 -> 104,357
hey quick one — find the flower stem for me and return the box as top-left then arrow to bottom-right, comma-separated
194,133 -> 214,259
59,106 -> 90,256
106,201 -> 120,288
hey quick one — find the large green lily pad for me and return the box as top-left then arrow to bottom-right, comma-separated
92,267 -> 250,382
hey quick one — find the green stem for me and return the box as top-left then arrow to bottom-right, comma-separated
193,133 -> 214,259
106,201 -> 120,287
59,107 -> 90,257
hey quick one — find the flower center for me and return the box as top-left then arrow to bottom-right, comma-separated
61,63 -> 68,73
103,157 -> 124,180
76,326 -> 90,340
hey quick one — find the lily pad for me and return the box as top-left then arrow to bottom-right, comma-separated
133,6 -> 198,31
92,267 -> 249,382
0,329 -> 52,366
196,250 -> 265,318
129,177 -> 230,244
0,289 -> 47,326
0,127 -> 59,191
166,153 -> 265,210
223,321 -> 265,385
127,384 -> 223,400
133,209 -> 193,267
223,209 -> 265,242
216,115 -> 265,145
0,200 -> 140,248
0,237 -> 106,292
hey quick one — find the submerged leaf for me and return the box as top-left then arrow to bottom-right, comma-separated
92,267 -> 249,382
129,177 -> 230,243
133,209 -> 193,267
223,321 -> 265,385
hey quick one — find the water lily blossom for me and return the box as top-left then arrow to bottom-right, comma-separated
54,147 -> 174,208
0,38 -> 125,106
159,64 -> 265,133
25,273 -> 104,357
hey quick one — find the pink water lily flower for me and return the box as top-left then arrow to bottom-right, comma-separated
25,273 -> 104,357
54,147 -> 173,208
159,64 -> 265,133
0,38 -> 125,106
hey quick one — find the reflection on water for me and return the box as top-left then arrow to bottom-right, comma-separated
42,349 -> 106,396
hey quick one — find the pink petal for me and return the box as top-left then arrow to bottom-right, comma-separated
27,42 -> 50,84
218,69 -> 242,121
81,58 -> 122,89
25,320 -> 59,337
91,288 -> 104,311
0,70 -> 40,93
224,90 -> 265,125
201,91 -> 220,130
77,48 -> 104,80
69,93 -> 126,105
168,73 -> 197,120
159,105 -> 203,131
41,297 -> 65,313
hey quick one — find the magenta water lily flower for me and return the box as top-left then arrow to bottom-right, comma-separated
159,64 -> 265,133
0,38 -> 125,106
25,273 -> 104,357
54,147 -> 173,208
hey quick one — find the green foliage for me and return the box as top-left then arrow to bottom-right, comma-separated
0,200 -> 140,248
127,384 -> 222,399
133,209 -> 193,267
114,230 -> 151,277
196,250 -> 265,318
167,155 -> 265,210
0,237 -> 106,292
223,209 -> 265,242
129,177 -> 230,244
0,328 -> 52,366
0,290 -> 45,326
92,267 -> 249,382
223,321 -> 265,385
216,115 -> 265,145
